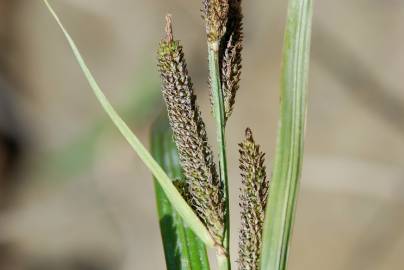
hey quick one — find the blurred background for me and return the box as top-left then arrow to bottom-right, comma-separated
0,0 -> 403,269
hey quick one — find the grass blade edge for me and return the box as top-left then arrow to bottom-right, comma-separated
41,0 -> 214,248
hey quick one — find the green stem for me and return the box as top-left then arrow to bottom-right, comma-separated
208,42 -> 231,270
217,253 -> 230,270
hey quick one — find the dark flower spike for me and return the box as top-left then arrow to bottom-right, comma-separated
220,0 -> 243,122
238,128 -> 269,270
202,0 -> 229,44
157,15 -> 225,244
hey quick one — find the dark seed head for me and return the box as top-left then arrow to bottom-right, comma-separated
202,0 -> 229,43
238,128 -> 269,270
157,15 -> 225,244
220,0 -> 243,122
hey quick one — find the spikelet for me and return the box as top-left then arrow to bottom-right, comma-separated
202,0 -> 229,44
220,0 -> 243,122
238,128 -> 269,270
157,15 -> 225,244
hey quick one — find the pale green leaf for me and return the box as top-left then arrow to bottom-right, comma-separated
260,0 -> 313,270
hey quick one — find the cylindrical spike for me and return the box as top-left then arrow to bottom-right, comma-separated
238,128 -> 269,270
157,16 -> 225,244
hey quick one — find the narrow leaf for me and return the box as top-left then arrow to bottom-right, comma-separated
260,1 -> 313,270
208,45 -> 231,269
151,113 -> 210,270
42,0 -> 214,247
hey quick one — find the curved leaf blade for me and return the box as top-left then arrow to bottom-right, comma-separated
42,0 -> 214,248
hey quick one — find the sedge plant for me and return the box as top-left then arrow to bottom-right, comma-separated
42,0 -> 313,269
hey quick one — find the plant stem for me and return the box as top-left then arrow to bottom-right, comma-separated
208,42 -> 231,270
217,253 -> 230,270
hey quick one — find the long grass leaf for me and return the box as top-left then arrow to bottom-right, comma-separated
42,0 -> 214,248
260,0 -> 313,269
151,113 -> 210,270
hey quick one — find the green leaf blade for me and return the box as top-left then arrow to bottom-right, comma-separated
151,114 -> 210,270
260,1 -> 313,270
42,0 -> 214,248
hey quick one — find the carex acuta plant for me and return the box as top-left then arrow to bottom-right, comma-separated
156,3 -> 269,268
43,0 -> 313,269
